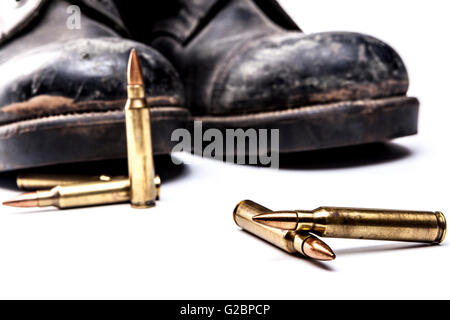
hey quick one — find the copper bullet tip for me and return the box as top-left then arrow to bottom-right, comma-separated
127,48 -> 144,86
303,236 -> 336,261
253,212 -> 298,230
3,192 -> 39,208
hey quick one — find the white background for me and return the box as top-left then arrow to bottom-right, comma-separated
1,0 -> 449,299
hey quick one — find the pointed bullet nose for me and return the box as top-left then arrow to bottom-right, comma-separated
252,212 -> 298,230
303,236 -> 336,261
127,48 -> 144,86
3,192 -> 39,208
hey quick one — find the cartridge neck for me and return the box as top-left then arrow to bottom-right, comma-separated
127,85 -> 146,100
36,188 -> 59,207
292,233 -> 309,254
296,210 -> 326,234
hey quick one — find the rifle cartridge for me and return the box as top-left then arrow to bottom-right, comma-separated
234,200 -> 335,261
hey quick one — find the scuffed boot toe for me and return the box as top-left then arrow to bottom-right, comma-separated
0,38 -> 187,171
212,32 -> 409,115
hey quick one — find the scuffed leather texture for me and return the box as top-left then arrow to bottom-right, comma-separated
0,38 -> 184,125
0,0 -> 188,171
149,0 -> 410,116
0,0 -> 119,63
73,0 -> 128,35
0,0 -> 48,45
150,0 -> 220,43
208,32 -> 409,116
0,0 -> 184,124
0,0 -> 127,46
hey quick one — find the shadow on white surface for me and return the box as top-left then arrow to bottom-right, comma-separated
279,142 -> 413,170
0,172 -> 16,190
8,208 -> 63,214
239,229 -> 336,271
334,243 -> 441,256
0,154 -> 190,191
292,253 -> 336,272
190,141 -> 413,171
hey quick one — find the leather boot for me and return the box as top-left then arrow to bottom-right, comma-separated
0,0 -> 188,172
118,0 -> 419,154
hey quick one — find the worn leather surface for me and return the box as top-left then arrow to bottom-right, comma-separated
72,0 -> 127,34
0,0 -> 48,45
0,0 -> 188,171
143,0 -> 409,116
0,0 -> 127,46
253,0 -> 300,31
0,38 -> 185,125
0,0 -> 185,125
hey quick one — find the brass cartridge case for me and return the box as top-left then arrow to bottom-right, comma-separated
293,207 -> 447,243
254,204 -> 447,244
36,178 -> 131,208
234,200 -> 335,260
125,69 -> 157,208
16,174 -> 161,201
17,174 -> 121,190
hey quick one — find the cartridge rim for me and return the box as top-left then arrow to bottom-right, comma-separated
435,212 -> 447,244
233,200 -> 249,225
16,176 -> 24,190
131,201 -> 156,209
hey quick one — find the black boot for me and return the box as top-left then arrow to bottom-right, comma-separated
0,0 -> 188,172
119,0 -> 419,154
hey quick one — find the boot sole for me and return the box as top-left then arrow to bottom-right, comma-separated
193,96 -> 419,154
0,107 -> 189,172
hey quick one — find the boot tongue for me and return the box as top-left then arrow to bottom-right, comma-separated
73,0 -> 127,35
254,0 -> 301,32
148,0 -> 300,44
151,0 -> 221,44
